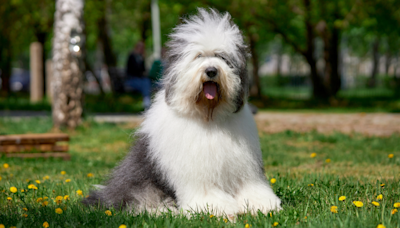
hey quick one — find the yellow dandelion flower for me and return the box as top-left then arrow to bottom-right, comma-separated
55,208 -> 63,214
43,176 -> 50,180
10,226 -> 16,228
23,208 -> 28,211
339,196 -> 346,201
270,178 -> 276,184
43,222 -> 49,228
325,159 -> 331,163
308,184 -> 314,187
273,222 -> 279,227
35,180 -> 41,184
310,153 -> 317,158
42,201 -> 49,207
353,201 -> 363,207
64,195 -> 70,200
388,154 -> 394,158
37,197 -> 43,202
21,189 -> 25,192
10,186 -> 17,193
372,201 -> 380,207
376,194 -> 383,200
76,189 -> 83,195
28,184 -> 38,190
0,176 -> 2,181
65,179 -> 71,183
61,171 -> 66,175
223,218 -> 228,223
380,184 -> 385,187
56,196 -> 63,204
119,225 -> 127,228
22,213 -> 28,218
245,224 -> 250,228
209,214 -> 214,218
377,225 -> 386,228
87,173 -> 94,177
330,206 -> 338,213
3,163 -> 9,168
391,209 -> 398,215
7,197 -> 12,201
105,210 -> 112,216
394,202 -> 400,208
44,196 -> 48,200
0,224 -> 4,228
304,216 -> 307,219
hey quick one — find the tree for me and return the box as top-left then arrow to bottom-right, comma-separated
52,0 -> 85,129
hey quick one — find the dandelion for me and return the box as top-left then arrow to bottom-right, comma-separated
21,189 -> 25,192
65,179 -> 71,183
325,159 -> 331,163
3,163 -> 9,168
87,173 -> 94,177
330,206 -> 338,213
209,214 -> 214,218
310,153 -> 317,158
270,178 -> 276,184
56,196 -> 63,204
377,225 -> 386,228
273,222 -> 279,227
388,154 -> 394,158
339,196 -> 346,201
42,201 -> 49,207
353,201 -> 363,207
372,201 -> 380,207
10,186 -> 17,193
223,218 -> 228,223
304,216 -> 307,219
0,176 -> 2,181
22,213 -> 28,218
28,184 -> 38,190
44,196 -> 48,200
0,224 -> 4,228
76,189 -> 83,195
391,209 -> 398,215
7,197 -> 12,201
43,222 -> 49,228
308,184 -> 314,187
394,202 -> 400,208
105,210 -> 112,216
245,224 -> 250,228
23,208 -> 28,211
61,171 -> 66,175
380,184 -> 385,187
64,195 -> 70,200
55,208 -> 63,214
376,194 -> 383,200
43,176 -> 50,180
119,225 -> 127,228
37,197 -> 43,202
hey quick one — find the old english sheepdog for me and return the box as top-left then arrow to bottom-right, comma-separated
83,8 -> 282,217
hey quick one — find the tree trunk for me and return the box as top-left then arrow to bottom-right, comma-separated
368,37 -> 380,88
385,52 -> 391,75
248,34 -> 261,98
35,32 -> 47,95
52,0 -> 85,129
322,24 -> 341,96
0,34 -> 12,95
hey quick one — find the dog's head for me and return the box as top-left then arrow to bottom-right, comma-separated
163,8 -> 249,121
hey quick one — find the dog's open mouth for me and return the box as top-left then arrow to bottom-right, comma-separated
203,81 -> 219,100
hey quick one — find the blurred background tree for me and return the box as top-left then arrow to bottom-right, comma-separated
1,0 -> 400,118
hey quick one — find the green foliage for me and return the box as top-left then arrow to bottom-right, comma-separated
0,119 -> 400,227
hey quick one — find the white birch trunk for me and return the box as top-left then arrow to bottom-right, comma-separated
52,0 -> 85,129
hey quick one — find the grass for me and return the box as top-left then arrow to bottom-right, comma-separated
0,118 -> 400,227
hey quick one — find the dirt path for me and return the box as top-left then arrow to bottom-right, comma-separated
255,112 -> 400,137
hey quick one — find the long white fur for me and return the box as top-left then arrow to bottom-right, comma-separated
141,8 -> 281,216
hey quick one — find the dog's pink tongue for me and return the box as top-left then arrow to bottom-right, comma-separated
203,82 -> 217,100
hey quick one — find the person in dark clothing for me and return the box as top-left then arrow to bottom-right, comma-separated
125,41 -> 151,109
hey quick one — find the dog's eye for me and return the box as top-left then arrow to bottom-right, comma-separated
216,54 -> 233,68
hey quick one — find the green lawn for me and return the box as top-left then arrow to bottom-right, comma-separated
0,118 -> 399,227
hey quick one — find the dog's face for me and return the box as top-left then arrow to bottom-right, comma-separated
163,9 -> 249,121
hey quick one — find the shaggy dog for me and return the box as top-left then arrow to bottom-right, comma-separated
83,8 -> 281,217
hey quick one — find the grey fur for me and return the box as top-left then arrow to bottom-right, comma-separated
82,133 -> 176,211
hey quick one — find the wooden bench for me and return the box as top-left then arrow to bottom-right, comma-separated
0,133 -> 70,160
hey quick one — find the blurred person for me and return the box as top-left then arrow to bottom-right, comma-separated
125,41 -> 151,110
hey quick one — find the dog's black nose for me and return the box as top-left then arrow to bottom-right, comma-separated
205,67 -> 218,78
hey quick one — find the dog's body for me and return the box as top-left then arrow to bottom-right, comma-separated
84,8 -> 281,216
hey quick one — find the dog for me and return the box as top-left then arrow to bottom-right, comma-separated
83,8 -> 282,217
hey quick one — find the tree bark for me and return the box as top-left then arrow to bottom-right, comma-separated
52,0 -> 85,129
368,37 -> 380,88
